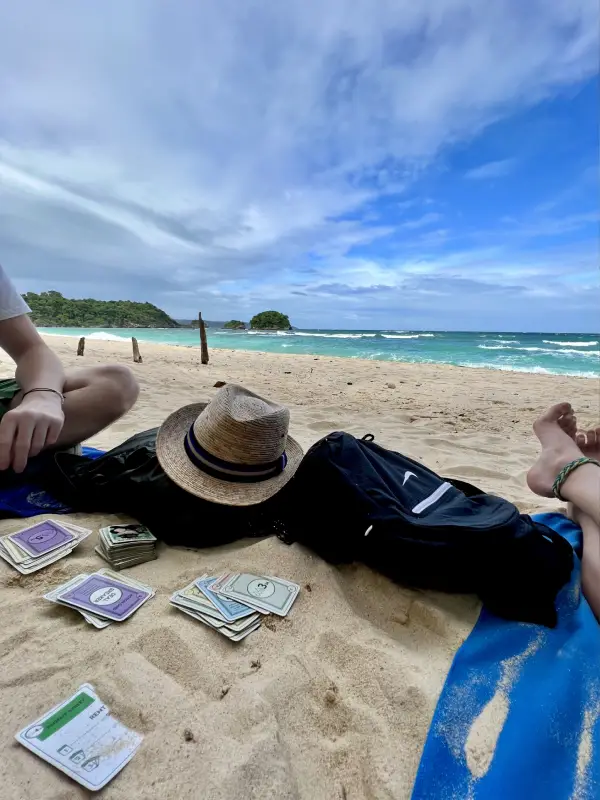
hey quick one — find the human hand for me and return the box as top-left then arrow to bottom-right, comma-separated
0,393 -> 65,472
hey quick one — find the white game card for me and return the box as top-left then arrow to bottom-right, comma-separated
15,683 -> 142,791
217,573 -> 300,616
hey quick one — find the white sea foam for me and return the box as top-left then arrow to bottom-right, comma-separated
478,344 -> 599,357
542,340 -> 598,347
40,330 -> 132,342
460,362 -> 597,377
381,333 -> 435,339
291,332 -> 376,339
244,329 -> 379,339
382,334 -> 421,339
556,349 -> 600,357
88,332 -> 134,342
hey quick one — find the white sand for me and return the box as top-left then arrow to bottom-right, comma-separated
0,337 -> 596,799
465,692 -> 510,779
573,699 -> 600,798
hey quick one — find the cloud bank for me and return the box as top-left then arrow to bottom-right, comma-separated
0,0 -> 597,330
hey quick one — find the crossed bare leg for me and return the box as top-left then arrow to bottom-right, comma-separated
527,403 -> 600,526
527,403 -> 600,620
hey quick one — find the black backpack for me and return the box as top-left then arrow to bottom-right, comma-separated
282,432 -> 573,627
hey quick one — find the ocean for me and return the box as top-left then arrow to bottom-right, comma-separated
38,328 -> 599,379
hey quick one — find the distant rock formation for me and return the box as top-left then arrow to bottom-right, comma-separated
249,310 -> 292,330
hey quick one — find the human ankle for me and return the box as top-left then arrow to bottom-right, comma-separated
559,462 -> 600,503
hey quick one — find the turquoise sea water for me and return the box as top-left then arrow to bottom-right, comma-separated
38,327 -> 599,379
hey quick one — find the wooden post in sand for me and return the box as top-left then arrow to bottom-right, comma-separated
76,337 -> 85,356
198,312 -> 209,365
132,337 -> 143,364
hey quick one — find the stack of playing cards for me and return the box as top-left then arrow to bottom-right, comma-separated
170,574 -> 263,642
95,523 -> 157,570
16,683 -> 142,791
0,519 -> 92,574
170,572 -> 300,642
45,569 -> 154,629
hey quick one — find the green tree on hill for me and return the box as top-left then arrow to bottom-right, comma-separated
23,291 -> 180,328
250,310 -> 291,330
223,320 -> 246,329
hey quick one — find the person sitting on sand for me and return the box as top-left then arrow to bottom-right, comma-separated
527,403 -> 600,619
0,264 -> 139,473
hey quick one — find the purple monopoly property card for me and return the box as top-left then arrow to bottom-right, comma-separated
56,574 -> 151,621
8,520 -> 76,558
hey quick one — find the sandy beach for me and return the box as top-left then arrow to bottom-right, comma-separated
0,336 -> 597,800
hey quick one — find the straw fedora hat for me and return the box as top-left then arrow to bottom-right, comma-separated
156,384 -> 303,506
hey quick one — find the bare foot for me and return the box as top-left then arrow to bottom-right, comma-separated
527,403 -> 584,498
576,427 -> 600,462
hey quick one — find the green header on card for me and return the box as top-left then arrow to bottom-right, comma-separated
38,692 -> 94,741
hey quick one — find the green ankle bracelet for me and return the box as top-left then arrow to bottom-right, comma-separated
552,457 -> 600,501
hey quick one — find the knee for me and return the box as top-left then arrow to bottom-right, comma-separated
95,364 -> 139,415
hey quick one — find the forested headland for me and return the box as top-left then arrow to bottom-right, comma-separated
24,291 -> 180,328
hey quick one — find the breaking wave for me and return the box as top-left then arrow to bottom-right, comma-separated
542,340 -> 598,347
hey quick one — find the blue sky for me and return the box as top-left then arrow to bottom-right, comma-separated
0,0 -> 597,331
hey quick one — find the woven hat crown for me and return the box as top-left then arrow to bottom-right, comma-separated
192,384 -> 289,465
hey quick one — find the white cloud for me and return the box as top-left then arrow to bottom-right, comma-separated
464,159 -> 516,180
401,212 -> 443,229
0,0 -> 597,325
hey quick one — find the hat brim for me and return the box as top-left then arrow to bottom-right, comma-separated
156,402 -> 304,506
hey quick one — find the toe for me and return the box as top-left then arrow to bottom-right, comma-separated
535,403 -> 573,433
565,420 -> 578,440
542,403 -> 572,423
576,431 -> 587,448
559,411 -> 577,439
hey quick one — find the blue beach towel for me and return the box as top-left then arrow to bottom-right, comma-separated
413,513 -> 600,800
0,447 -> 103,518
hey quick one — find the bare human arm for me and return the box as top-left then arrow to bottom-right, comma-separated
0,315 -> 66,472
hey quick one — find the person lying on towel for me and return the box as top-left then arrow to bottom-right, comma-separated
0,263 -> 139,473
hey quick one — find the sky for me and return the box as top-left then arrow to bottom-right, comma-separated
0,0 -> 598,332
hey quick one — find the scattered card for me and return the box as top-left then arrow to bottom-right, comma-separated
8,520 -> 76,558
215,573 -> 300,617
45,570 -> 154,629
95,524 -> 158,570
105,524 -> 156,545
195,576 -> 256,622
46,571 -> 154,626
56,572 -> 152,622
44,574 -> 112,629
0,519 -> 92,574
170,574 -> 263,642
208,572 -> 235,594
174,605 -> 261,641
15,683 -> 142,791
